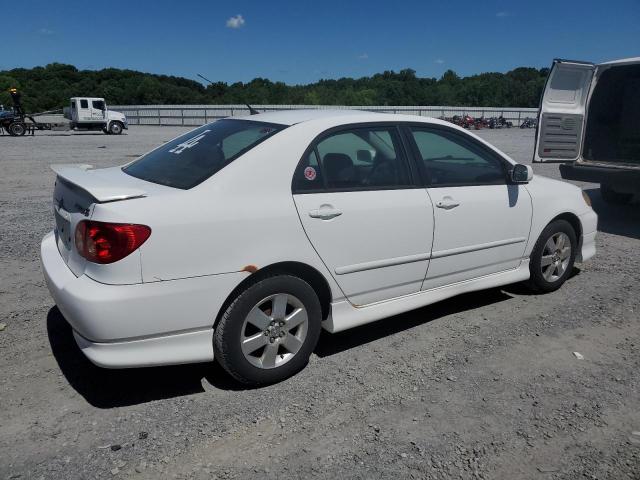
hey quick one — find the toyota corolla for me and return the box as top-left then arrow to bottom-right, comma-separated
41,110 -> 597,385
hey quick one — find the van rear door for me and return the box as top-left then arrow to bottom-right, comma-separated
534,59 -> 595,162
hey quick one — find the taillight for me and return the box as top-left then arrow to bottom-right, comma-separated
75,221 -> 151,264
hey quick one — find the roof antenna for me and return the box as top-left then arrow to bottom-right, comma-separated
197,73 -> 214,85
197,74 -> 260,115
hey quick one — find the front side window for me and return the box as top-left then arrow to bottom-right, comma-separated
292,126 -> 410,192
410,128 -> 506,187
92,100 -> 105,110
123,119 -> 285,189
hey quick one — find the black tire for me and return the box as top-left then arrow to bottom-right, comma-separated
8,122 -> 26,136
102,127 -> 110,134
600,184 -> 632,205
527,219 -> 577,293
214,274 -> 322,386
108,121 -> 123,135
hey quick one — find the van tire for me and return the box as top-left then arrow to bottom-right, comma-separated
600,184 -> 632,205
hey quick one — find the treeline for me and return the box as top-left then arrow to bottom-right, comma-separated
0,63 -> 549,113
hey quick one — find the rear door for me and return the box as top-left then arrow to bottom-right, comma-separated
292,124 -> 434,306
77,98 -> 91,122
534,59 -> 595,162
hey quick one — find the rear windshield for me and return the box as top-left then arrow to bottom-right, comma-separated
123,119 -> 286,189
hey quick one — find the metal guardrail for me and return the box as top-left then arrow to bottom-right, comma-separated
110,104 -> 539,127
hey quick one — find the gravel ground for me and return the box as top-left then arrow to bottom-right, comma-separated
1,126 -> 639,480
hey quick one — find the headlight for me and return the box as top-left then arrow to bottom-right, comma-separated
582,190 -> 592,207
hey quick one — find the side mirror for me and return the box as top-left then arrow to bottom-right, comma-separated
511,164 -> 533,184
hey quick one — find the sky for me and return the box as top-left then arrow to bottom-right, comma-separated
3,0 -> 639,85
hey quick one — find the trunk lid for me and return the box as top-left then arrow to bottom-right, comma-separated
51,164 -> 150,277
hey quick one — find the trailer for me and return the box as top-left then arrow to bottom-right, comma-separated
1,88 -> 58,136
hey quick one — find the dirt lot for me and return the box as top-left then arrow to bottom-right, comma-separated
1,126 -> 639,480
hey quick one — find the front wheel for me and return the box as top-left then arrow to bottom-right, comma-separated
527,220 -> 577,293
214,274 -> 322,386
108,121 -> 123,135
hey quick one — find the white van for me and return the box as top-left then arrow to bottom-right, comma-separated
66,97 -> 128,135
534,57 -> 640,204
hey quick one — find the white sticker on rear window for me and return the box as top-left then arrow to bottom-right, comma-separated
169,130 -> 211,155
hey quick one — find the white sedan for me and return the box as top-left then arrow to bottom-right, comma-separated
41,110 -> 597,385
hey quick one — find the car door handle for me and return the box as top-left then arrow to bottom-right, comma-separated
435,197 -> 460,210
309,206 -> 343,220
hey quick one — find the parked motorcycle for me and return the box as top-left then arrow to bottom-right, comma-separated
488,115 -> 513,129
520,117 -> 537,129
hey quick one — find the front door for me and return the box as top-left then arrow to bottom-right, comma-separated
534,59 -> 595,163
405,125 -> 533,290
292,125 -> 434,306
90,99 -> 106,122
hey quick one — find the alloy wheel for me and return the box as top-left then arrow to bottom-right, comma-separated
240,293 -> 309,369
541,232 -> 571,282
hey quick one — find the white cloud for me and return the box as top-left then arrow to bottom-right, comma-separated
435,59 -> 444,64
226,14 -> 245,29
38,28 -> 54,35
358,53 -> 369,59
496,11 -> 510,17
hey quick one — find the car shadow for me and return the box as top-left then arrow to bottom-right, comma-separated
501,266 -> 581,296
315,288 -> 512,358
584,187 -> 640,240
48,288 -> 515,406
46,307 -> 249,408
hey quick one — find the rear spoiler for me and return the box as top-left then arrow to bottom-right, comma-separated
51,164 -> 147,203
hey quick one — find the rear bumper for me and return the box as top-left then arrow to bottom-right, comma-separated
560,163 -> 640,188
73,329 -> 214,368
41,231 -> 246,368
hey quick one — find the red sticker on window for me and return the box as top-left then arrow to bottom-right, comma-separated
304,166 -> 317,181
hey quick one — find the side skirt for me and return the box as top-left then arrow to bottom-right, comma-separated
323,260 -> 530,333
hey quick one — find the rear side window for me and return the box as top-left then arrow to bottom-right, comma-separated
123,120 -> 285,189
292,126 -> 411,192
80,99 -> 88,108
410,128 -> 506,187
292,150 -> 324,192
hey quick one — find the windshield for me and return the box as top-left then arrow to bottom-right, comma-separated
123,119 -> 286,189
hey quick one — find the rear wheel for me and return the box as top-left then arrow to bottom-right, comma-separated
108,121 -> 123,135
8,122 -> 26,136
600,184 -> 633,205
214,274 -> 322,386
527,220 -> 577,293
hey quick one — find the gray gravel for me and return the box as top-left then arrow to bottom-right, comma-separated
1,126 -> 639,480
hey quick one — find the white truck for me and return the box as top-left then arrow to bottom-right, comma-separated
63,97 -> 128,135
